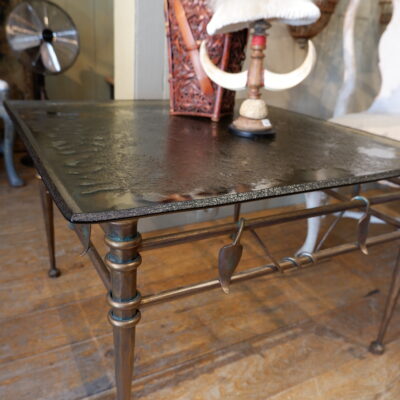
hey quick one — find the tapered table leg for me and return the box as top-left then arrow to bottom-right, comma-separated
38,179 -> 60,278
105,220 -> 142,400
233,203 -> 241,223
370,247 -> 400,355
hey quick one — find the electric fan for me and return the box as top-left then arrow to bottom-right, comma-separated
5,0 -> 80,99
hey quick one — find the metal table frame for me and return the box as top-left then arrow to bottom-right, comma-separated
38,179 -> 400,400
7,100 -> 400,399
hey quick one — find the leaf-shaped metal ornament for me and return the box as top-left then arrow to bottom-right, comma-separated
353,196 -> 371,255
218,219 -> 245,294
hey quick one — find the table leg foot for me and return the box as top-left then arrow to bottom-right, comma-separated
105,220 -> 142,400
38,178 -> 61,278
369,247 -> 400,355
369,340 -> 385,355
48,267 -> 61,278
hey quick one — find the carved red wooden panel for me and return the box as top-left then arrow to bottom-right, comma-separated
165,0 -> 247,121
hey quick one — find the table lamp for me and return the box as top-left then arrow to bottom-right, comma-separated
200,0 -> 321,138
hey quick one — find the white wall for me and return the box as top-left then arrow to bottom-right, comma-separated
134,0 -> 169,99
114,0 -> 135,100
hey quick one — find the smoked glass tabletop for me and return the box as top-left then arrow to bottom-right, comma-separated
6,100 -> 400,223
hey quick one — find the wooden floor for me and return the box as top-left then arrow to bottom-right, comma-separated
1,163 -> 400,400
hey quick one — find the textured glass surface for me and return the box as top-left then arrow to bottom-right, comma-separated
7,101 -> 400,222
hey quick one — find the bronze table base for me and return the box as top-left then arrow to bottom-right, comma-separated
39,183 -> 400,400
7,101 -> 400,400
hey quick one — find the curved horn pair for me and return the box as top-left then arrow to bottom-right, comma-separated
199,40 -> 317,92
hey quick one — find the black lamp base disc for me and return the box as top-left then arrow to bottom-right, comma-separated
229,124 -> 276,139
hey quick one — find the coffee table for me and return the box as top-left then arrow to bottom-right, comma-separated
6,100 -> 400,400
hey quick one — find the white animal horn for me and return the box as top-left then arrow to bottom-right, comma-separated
199,41 -> 248,91
264,41 -> 317,91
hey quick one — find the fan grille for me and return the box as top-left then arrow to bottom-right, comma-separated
6,0 -> 80,75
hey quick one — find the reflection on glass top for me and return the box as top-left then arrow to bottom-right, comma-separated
7,101 -> 400,222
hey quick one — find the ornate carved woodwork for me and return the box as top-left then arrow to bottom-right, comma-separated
289,0 -> 340,44
164,0 -> 247,121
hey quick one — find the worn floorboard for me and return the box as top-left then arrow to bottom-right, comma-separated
1,163 -> 400,399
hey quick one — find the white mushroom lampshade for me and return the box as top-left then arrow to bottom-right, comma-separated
207,0 -> 321,35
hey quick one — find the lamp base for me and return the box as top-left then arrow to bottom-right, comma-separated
229,124 -> 275,139
229,116 -> 275,139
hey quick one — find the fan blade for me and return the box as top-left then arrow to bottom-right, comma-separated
41,1 -> 50,27
53,30 -> 79,51
54,29 -> 79,40
8,32 -> 42,51
51,30 -> 79,69
27,3 -> 45,31
6,2 -> 45,51
40,42 -> 62,73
